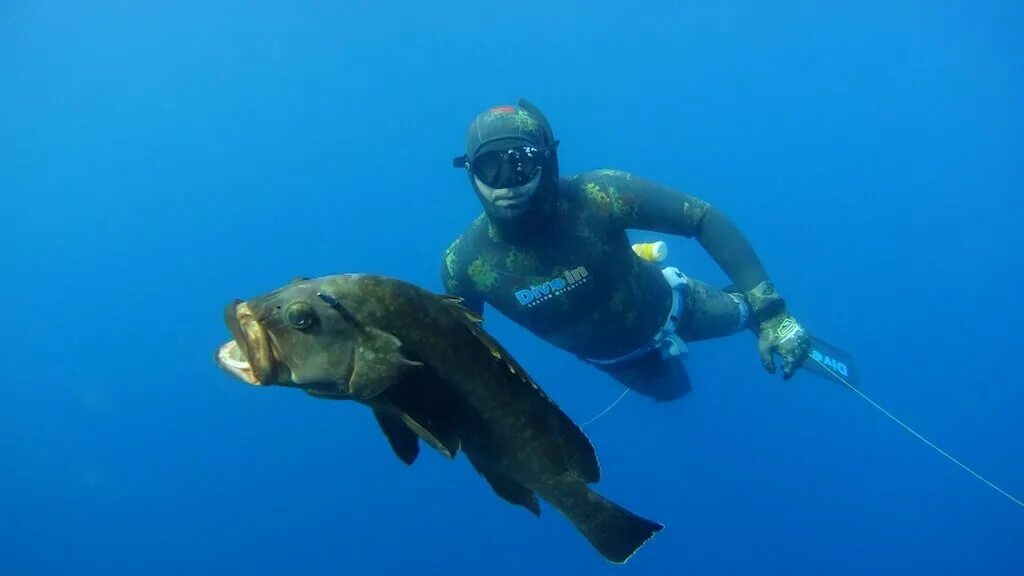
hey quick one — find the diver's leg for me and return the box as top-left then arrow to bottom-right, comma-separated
593,352 -> 691,402
677,277 -> 753,342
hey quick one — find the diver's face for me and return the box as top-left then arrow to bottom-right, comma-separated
474,169 -> 542,219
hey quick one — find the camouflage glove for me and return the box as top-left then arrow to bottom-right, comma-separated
745,281 -> 811,380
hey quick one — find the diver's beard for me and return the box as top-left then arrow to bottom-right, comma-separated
475,171 -> 543,219
476,172 -> 559,228
218,301 -> 278,385
487,202 -> 530,219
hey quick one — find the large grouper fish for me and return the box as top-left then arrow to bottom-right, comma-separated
215,273 -> 662,563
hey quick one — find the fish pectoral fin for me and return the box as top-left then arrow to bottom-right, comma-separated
398,413 -> 459,459
349,327 -> 424,400
373,409 -> 420,465
477,466 -> 540,516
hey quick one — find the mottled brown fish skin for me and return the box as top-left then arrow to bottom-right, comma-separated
317,274 -> 587,486
225,273 -> 662,562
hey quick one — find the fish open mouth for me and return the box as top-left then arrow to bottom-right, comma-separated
217,339 -> 258,384
217,300 -> 276,385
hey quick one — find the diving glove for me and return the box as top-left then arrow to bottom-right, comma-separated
745,281 -> 811,380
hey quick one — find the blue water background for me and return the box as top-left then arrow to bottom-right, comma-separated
2,1 -> 1022,574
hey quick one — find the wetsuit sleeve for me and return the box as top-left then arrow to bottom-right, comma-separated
693,206 -> 772,294
440,239 -> 485,316
591,170 -> 772,293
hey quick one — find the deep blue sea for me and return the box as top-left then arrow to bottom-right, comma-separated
3,1 -> 1022,574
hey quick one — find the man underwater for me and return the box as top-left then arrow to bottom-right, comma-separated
441,99 -> 811,402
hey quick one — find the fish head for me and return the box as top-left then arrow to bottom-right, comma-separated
216,275 -> 361,395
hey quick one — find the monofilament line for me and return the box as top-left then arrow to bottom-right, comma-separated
811,355 -> 1024,509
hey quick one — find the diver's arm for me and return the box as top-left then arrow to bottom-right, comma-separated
600,169 -> 810,378
689,202 -> 814,379
596,170 -> 769,292
691,206 -> 771,293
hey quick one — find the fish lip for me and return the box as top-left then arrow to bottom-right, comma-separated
219,300 -> 276,385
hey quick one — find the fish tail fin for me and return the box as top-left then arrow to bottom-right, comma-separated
541,478 -> 663,564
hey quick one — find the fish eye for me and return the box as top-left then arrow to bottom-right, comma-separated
285,301 -> 316,330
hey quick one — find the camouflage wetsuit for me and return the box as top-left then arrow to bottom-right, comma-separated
441,169 -> 770,401
442,99 -> 810,402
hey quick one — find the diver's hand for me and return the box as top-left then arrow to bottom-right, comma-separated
744,280 -> 810,380
757,312 -> 811,379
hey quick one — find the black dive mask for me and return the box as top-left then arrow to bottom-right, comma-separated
454,143 -> 557,189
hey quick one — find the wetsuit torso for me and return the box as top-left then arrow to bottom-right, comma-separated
441,170 -> 713,360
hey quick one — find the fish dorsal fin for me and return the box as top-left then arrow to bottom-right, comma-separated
553,412 -> 600,483
349,327 -> 424,400
439,296 -> 600,482
439,297 -> 511,364
440,294 -> 483,324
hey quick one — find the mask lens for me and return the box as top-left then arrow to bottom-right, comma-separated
472,146 -> 543,188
